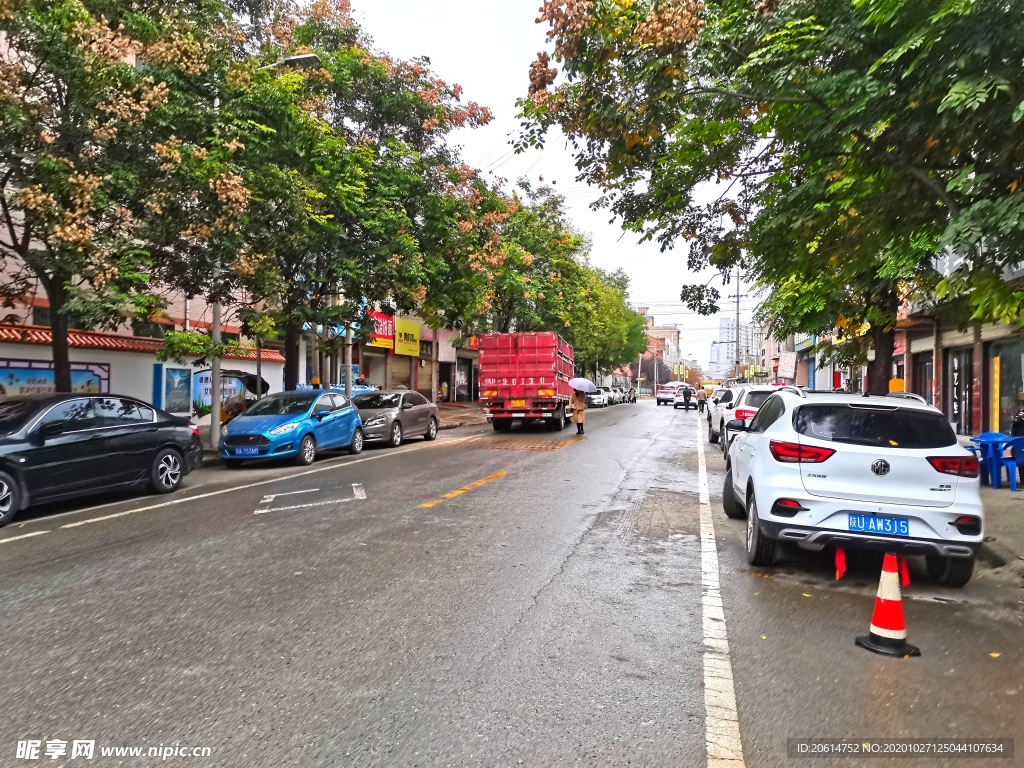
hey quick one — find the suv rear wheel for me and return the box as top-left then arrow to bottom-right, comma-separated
926,555 -> 975,588
722,467 -> 744,519
745,491 -> 776,566
708,420 -> 719,444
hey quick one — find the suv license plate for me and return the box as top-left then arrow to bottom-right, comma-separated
848,513 -> 910,537
510,399 -> 527,408
236,447 -> 260,456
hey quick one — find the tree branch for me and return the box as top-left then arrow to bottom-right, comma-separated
852,130 -> 961,217
684,87 -> 821,105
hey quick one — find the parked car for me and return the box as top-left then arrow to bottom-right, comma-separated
719,385 -> 782,453
708,386 -> 743,443
586,389 -> 608,408
673,385 -> 697,410
600,386 -> 619,405
0,393 -> 203,526
353,390 -> 439,447
612,387 -> 626,403
219,390 -> 363,467
723,389 -> 983,586
655,383 -> 681,406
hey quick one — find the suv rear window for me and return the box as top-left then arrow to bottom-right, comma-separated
744,391 -> 773,409
793,404 -> 957,449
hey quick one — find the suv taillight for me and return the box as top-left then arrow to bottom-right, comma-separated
927,455 -> 979,478
189,423 -> 201,438
734,408 -> 758,420
769,440 -> 835,464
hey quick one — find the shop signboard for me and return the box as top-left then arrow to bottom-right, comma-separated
394,318 -> 420,357
777,351 -> 797,379
367,311 -> 395,350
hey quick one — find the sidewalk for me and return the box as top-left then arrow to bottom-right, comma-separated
977,485 -> 1024,588
437,402 -> 489,430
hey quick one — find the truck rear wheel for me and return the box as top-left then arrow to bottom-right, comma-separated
550,406 -> 567,431
492,419 -> 512,432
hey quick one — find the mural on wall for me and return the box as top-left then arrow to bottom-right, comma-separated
192,371 -> 246,416
0,360 -> 108,396
163,368 -> 192,413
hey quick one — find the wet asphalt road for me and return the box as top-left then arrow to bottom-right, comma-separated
0,402 -> 1021,767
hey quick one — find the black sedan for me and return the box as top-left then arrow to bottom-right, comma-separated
0,393 -> 203,526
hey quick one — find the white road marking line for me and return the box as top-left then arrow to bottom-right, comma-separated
59,435 -> 477,531
255,498 -> 354,514
258,489 -> 320,505
0,530 -> 50,544
697,421 -> 746,768
352,483 -> 366,500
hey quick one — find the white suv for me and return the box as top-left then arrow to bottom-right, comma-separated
711,385 -> 780,451
723,389 -> 983,586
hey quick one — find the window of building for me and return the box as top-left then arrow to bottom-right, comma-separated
31,306 -> 51,327
133,321 -> 167,339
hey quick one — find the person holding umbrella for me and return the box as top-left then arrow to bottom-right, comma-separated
567,377 -> 596,435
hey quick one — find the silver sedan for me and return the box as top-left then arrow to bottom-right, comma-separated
352,390 -> 439,447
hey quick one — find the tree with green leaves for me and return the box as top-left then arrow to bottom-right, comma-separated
521,0 -> 1024,392
0,0 -> 238,390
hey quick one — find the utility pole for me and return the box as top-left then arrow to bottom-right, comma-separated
735,263 -> 741,381
209,302 -> 221,450
255,334 -> 262,400
637,351 -> 643,394
344,324 -> 354,399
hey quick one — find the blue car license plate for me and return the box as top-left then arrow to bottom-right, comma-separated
848,513 -> 910,537
235,447 -> 260,456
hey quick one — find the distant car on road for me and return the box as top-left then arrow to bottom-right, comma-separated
673,385 -> 696,410
723,389 -> 983,586
586,389 -> 608,408
353,390 -> 439,447
220,390 -> 363,467
0,393 -> 203,526
655,383 -> 682,406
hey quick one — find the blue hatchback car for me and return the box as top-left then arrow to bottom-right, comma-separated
219,391 -> 363,467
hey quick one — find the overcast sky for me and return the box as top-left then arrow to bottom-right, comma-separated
352,0 -> 761,366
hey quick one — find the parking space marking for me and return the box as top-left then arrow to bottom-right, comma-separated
254,483 -> 367,515
0,530 -> 50,544
697,422 -> 746,768
255,498 -> 353,514
419,471 -> 506,508
259,489 -> 320,505
55,435 -> 480,532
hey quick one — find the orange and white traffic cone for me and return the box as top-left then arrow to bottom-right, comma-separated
855,552 -> 921,657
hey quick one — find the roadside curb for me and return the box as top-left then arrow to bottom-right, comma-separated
979,540 -> 1019,569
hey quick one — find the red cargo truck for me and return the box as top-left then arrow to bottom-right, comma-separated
478,332 -> 575,431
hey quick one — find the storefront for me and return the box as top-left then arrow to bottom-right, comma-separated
988,337 -> 1024,433
454,336 -> 479,402
911,351 -> 934,405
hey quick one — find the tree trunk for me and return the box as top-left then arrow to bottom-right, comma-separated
867,325 -> 895,395
44,275 -> 72,392
284,321 -> 302,391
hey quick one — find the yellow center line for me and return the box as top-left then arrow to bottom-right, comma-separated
419,471 -> 507,508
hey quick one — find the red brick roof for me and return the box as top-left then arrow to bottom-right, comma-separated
0,324 -> 285,363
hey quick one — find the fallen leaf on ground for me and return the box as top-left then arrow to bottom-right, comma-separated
760,635 -> 767,640
802,593 -> 812,598
990,652 -> 1001,658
